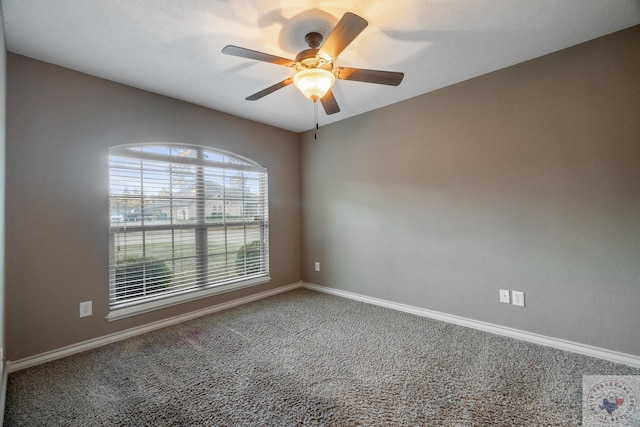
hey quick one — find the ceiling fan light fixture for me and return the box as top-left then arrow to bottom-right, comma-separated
222,12 -> 402,116
293,68 -> 335,101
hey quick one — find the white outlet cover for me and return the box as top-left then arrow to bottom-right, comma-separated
314,262 -> 320,272
499,289 -> 510,304
512,291 -> 525,307
80,301 -> 92,317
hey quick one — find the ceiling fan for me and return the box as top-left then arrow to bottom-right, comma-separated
222,12 -> 404,115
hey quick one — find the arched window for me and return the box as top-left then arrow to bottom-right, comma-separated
108,144 -> 269,319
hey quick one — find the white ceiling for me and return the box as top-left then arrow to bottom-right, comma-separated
3,1 -> 640,133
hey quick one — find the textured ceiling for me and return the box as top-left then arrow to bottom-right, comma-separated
3,0 -> 640,133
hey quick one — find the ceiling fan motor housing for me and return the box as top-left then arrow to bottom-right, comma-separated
294,48 -> 333,71
305,32 -> 323,48
294,32 -> 333,71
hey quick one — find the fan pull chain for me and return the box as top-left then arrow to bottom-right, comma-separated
314,100 -> 319,140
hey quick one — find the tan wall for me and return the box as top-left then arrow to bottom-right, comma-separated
0,6 -> 6,368
6,25 -> 640,361
6,55 -> 301,360
301,26 -> 640,356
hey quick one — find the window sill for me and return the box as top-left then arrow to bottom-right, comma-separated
105,276 -> 271,322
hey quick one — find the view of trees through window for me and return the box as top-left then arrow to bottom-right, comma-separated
108,144 -> 269,309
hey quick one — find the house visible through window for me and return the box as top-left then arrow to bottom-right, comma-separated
108,144 -> 269,318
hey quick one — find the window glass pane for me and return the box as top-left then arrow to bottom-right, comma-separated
113,258 -> 173,302
207,227 -> 228,282
171,147 -> 197,158
225,226 -> 246,253
170,164 -> 196,193
110,158 -> 143,191
142,163 -> 170,194
172,257 -> 198,289
227,156 -> 247,166
113,231 -> 144,262
207,228 -> 226,256
143,146 -> 170,155
235,229 -> 262,276
170,199 -> 197,224
203,150 -> 225,163
143,229 -> 196,259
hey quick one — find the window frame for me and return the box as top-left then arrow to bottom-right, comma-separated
107,143 -> 270,321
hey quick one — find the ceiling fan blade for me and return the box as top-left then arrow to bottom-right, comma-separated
335,67 -> 404,86
246,78 -> 294,101
222,45 -> 295,67
318,12 -> 368,60
320,90 -> 340,115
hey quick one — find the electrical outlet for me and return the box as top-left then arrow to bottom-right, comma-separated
499,289 -> 510,304
80,301 -> 92,317
314,262 -> 320,272
512,291 -> 525,307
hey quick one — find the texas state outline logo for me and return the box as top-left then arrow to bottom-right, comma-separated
583,376 -> 639,426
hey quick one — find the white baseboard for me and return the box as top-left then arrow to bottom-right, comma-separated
7,281 -> 639,373
6,282 -> 303,373
302,282 -> 640,368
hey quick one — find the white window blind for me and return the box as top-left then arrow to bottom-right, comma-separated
108,144 -> 269,312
